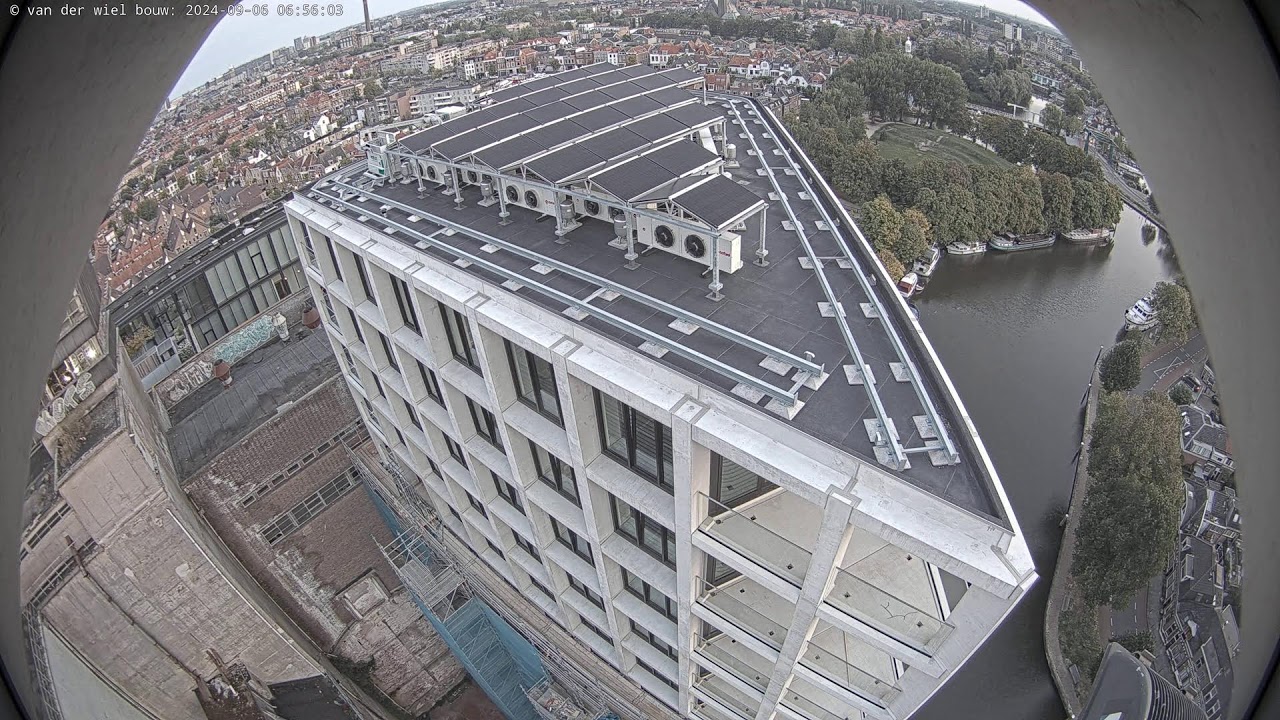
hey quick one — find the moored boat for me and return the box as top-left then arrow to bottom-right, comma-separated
897,272 -> 921,298
912,245 -> 943,277
989,232 -> 1056,252
1061,227 -> 1115,245
1124,296 -> 1159,330
946,240 -> 987,255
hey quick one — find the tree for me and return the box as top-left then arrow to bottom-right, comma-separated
1152,281 -> 1195,343
1073,392 -> 1183,606
1098,182 -> 1123,227
1005,165 -> 1046,234
877,247 -> 906,281
362,80 -> 382,99
1099,339 -> 1142,393
1071,176 -> 1104,229
861,195 -> 903,255
896,208 -> 932,264
1040,171 -> 1074,232
136,198 -> 158,222
1041,103 -> 1066,136
1169,383 -> 1193,406
1063,88 -> 1086,117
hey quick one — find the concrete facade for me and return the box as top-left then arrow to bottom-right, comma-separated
285,175 -> 1038,720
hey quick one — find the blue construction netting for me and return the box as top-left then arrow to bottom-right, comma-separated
362,482 -> 548,720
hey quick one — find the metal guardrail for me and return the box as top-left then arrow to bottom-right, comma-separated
305,183 -> 814,408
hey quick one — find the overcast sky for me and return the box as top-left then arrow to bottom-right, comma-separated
169,0 -> 1054,98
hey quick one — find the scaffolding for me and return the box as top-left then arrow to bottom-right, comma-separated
350,444 -> 660,720
22,606 -> 63,720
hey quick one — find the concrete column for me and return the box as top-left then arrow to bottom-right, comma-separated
498,182 -> 511,226
623,211 -> 639,270
754,489 -> 858,720
672,400 -> 710,713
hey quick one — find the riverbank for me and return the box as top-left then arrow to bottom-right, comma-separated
1043,348 -> 1105,716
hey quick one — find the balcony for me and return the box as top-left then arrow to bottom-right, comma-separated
696,490 -> 820,587
696,575 -> 792,651
693,670 -> 764,720
695,629 -> 775,693
823,529 -> 951,654
692,698 -> 747,720
797,621 -> 900,710
779,676 -> 847,720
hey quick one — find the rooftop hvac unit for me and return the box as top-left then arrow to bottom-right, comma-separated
640,217 -> 743,273
724,143 -> 739,168
582,199 -> 602,217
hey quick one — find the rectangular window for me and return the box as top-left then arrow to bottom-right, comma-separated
440,306 -> 481,373
444,435 -> 467,467
301,224 -> 318,265
712,453 -> 778,509
595,391 -> 674,493
426,456 -> 441,479
531,441 -> 579,506
403,398 -> 422,430
505,340 -> 563,425
551,518 -> 594,566
611,496 -> 677,569
260,468 -> 360,545
486,539 -> 505,558
492,472 -> 524,514
392,277 -> 420,334
636,658 -> 678,690
354,256 -> 377,306
325,237 -> 344,282
347,308 -> 365,344
341,347 -> 362,388
449,506 -> 463,524
622,569 -> 677,623
321,289 -> 339,325
394,427 -> 407,448
372,374 -> 386,399
529,576 -> 554,599
414,360 -> 444,406
467,398 -> 503,453
466,491 -> 488,518
631,620 -> 679,661
567,576 -> 605,610
378,332 -> 400,372
513,533 -> 540,561
579,615 -> 612,643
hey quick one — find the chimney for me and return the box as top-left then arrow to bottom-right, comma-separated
363,0 -> 371,32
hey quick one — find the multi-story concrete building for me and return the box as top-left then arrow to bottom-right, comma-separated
286,63 -> 1036,720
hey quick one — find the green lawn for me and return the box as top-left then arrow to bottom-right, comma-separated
872,123 -> 1011,169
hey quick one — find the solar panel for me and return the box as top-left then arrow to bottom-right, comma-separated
619,64 -> 656,78
610,95 -> 665,120
433,128 -> 496,160
473,134 -> 550,171
563,91 -> 614,112
480,114 -> 540,142
628,114 -> 686,141
525,120 -> 589,151
647,87 -> 695,107
670,174 -> 764,228
572,106 -> 629,131
525,102 -> 575,124
591,157 -> 674,202
400,124 -> 459,152
597,82 -> 647,101
659,66 -> 703,84
577,128 -> 649,161
630,74 -> 674,91
524,145 -> 606,184
644,141 -> 719,174
442,109 -> 500,134
664,101 -> 725,128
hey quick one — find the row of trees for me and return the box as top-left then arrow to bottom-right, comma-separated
643,12 -> 808,43
834,52 -> 970,129
975,114 -> 1102,178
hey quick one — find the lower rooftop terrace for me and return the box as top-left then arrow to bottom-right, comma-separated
299,92 -> 1011,528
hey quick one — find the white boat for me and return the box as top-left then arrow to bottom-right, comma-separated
946,240 -> 987,255
897,272 -> 921,298
912,245 -> 943,276
1124,296 -> 1159,330
1061,227 -> 1115,245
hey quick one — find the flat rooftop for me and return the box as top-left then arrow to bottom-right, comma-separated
301,78 -> 1008,525
167,330 -> 339,479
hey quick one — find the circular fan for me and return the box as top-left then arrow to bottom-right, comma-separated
685,234 -> 707,258
525,190 -> 538,208
655,225 -> 675,248
584,200 -> 601,216
467,171 -> 478,183
426,166 -> 438,180
506,185 -> 519,202
608,206 -> 624,220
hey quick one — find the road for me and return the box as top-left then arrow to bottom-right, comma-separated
1139,330 -> 1208,394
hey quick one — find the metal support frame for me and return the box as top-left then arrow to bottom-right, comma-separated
623,211 -> 639,270
754,206 -> 769,267
307,183 -> 818,407
726,101 -> 909,467
751,98 -> 961,465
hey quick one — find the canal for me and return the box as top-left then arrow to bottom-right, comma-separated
910,205 -> 1179,719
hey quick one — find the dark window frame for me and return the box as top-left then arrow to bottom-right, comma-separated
636,658 -> 678,690
467,398 -> 504,453
579,614 -> 612,643
529,576 -> 554,599
594,391 -> 674,493
324,237 -> 344,282
466,491 -> 488,518
567,575 -> 606,610
610,496 -> 677,569
378,332 -> 400,372
403,398 -> 422,430
513,532 -> 540,561
711,453 -> 778,509
347,307 -> 365,344
444,435 -> 467,467
531,441 -> 579,506
354,256 -> 378,306
492,471 -> 524,514
505,340 -> 563,425
440,306 -> 481,373
551,518 -> 594,566
485,539 -> 505,558
392,276 -> 421,335
630,620 -> 679,661
416,360 -> 444,406
622,569 -> 677,623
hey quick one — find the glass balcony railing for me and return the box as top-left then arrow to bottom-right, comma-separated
797,634 -> 900,708
826,566 -> 953,654
696,632 -> 773,692
696,576 -> 788,650
694,671 -> 762,720
780,677 -> 846,720
697,492 -> 812,586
